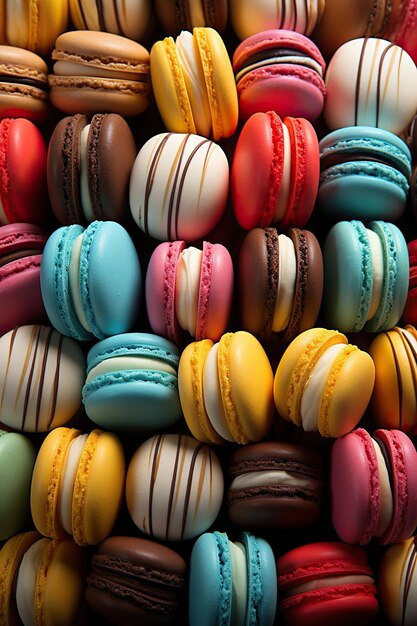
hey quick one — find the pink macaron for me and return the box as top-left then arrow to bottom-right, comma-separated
145,240 -> 234,344
331,428 -> 417,546
233,29 -> 326,122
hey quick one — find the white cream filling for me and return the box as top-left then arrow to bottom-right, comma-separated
16,538 -> 50,626
86,355 -> 177,382
58,433 -> 88,535
175,247 -> 202,336
371,438 -> 394,537
230,540 -> 247,626
273,119 -> 292,224
69,233 -> 92,333
53,60 -> 142,80
175,30 -> 212,137
203,343 -> 235,442
272,234 -> 297,332
367,229 -> 384,320
300,344 -> 346,431
230,470 -> 323,491
79,124 -> 95,223
285,574 -> 374,597
235,54 -> 323,83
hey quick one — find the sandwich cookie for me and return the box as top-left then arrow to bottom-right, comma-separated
69,0 -> 151,42
0,45 -> 48,120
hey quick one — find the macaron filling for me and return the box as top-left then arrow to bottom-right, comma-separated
273,123 -> 291,224
175,246 -> 202,336
86,355 -> 177,382
284,574 -> 375,597
371,437 -> 394,537
230,470 -> 323,491
367,228 -> 384,321
300,343 -> 346,431
272,234 -> 297,332
235,51 -> 324,84
229,540 -> 248,625
79,124 -> 95,223
203,343 -> 235,442
58,433 -> 88,535
69,232 -> 92,333
16,537 -> 49,626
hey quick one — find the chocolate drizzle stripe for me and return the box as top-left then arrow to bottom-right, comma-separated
399,329 -> 417,430
279,0 -> 286,28
0,326 -> 17,411
193,446 -> 209,517
77,1 -> 88,28
21,326 -> 42,431
175,0 -> 192,31
35,327 -> 53,432
180,442 -> 205,541
355,38 -> 369,125
144,133 -> 172,236
46,333 -> 63,430
376,42 -> 398,127
303,0 -> 309,33
167,135 -> 191,241
385,331 -> 403,430
95,0 -> 106,30
112,0 -> 124,34
292,0 -> 298,31
148,434 -> 163,537
402,538 -> 417,626
165,434 -> 182,539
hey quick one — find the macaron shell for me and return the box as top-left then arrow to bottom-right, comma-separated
379,536 -> 417,626
242,531 -> 277,625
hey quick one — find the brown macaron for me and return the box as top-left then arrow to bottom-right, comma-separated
238,227 -> 323,343
47,113 -> 136,225
0,46 -> 48,121
154,0 -> 228,34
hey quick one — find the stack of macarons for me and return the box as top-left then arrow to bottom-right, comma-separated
1,4 -> 417,625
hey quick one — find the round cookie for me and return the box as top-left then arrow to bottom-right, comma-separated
0,46 -> 48,121
69,0 -> 151,41
379,536 -> 417,626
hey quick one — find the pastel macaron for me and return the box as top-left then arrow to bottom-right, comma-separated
331,428 -> 417,545
47,113 -> 136,225
0,325 -> 85,433
126,434 -> 224,542
227,441 -> 324,530
0,223 -> 48,335
0,430 -> 36,541
86,535 -> 186,626
324,37 -> 417,135
323,220 -> 409,333
232,112 -> 319,231
0,46 -> 48,120
154,0 -> 227,34
276,541 -> 378,626
82,332 -> 182,431
238,227 -> 323,342
233,29 -> 326,122
0,531 -> 87,626
178,331 -> 275,445
379,535 -> 417,626
69,0 -> 151,41
0,118 -> 48,225
150,27 -> 238,140
318,126 -> 412,222
49,30 -> 150,116
189,530 -> 277,626
146,240 -> 234,344
40,221 -> 142,341
31,426 -> 125,546
274,328 -> 375,438
129,132 -> 229,242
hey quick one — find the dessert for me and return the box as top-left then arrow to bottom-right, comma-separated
155,0 -> 228,34
69,0 -> 151,42
379,535 -> 417,626
0,45 -> 48,120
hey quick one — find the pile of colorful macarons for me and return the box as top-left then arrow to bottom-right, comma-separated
1,0 -> 417,624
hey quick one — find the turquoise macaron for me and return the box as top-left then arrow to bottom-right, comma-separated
189,531 -> 277,626
0,429 -> 36,540
318,126 -> 412,221
323,220 -> 409,333
40,221 -> 142,340
82,333 -> 182,431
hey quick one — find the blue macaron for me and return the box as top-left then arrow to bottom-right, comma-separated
82,332 -> 182,431
40,221 -> 142,340
189,531 -> 277,626
323,220 -> 409,333
318,126 -> 412,221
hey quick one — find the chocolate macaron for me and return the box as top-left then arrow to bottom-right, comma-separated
227,441 -> 325,530
86,536 -> 186,626
238,227 -> 323,343
47,113 -> 136,225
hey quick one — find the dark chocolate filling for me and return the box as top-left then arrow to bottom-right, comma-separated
0,74 -> 47,91
373,435 -> 394,496
235,47 -> 311,74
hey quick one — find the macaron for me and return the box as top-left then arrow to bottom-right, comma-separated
154,0 -> 228,34
230,0 -> 325,40
238,227 -> 323,342
324,37 -> 417,135
330,428 -> 417,545
0,45 -> 48,120
379,535 -> 417,626
368,325 -> 417,433
40,221 -> 142,341
189,530 -> 277,626
0,430 -> 36,541
403,240 -> 417,326
86,535 -> 186,626
232,112 -> 320,231
150,27 -> 238,140
318,126 -> 412,221
274,328 -> 375,438
129,132 -> 229,242
0,531 -> 87,626
49,30 -> 150,116
276,541 -> 379,626
227,441 -> 324,530
69,0 -> 151,42
126,434 -> 224,542
0,223 -> 48,335
322,220 -> 409,333
31,426 -> 125,546
0,0 -> 68,54
232,29 -> 326,122
0,324 -> 85,433
178,331 -> 275,445
47,113 -> 136,225
82,332 -> 182,431
145,240 -> 234,344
